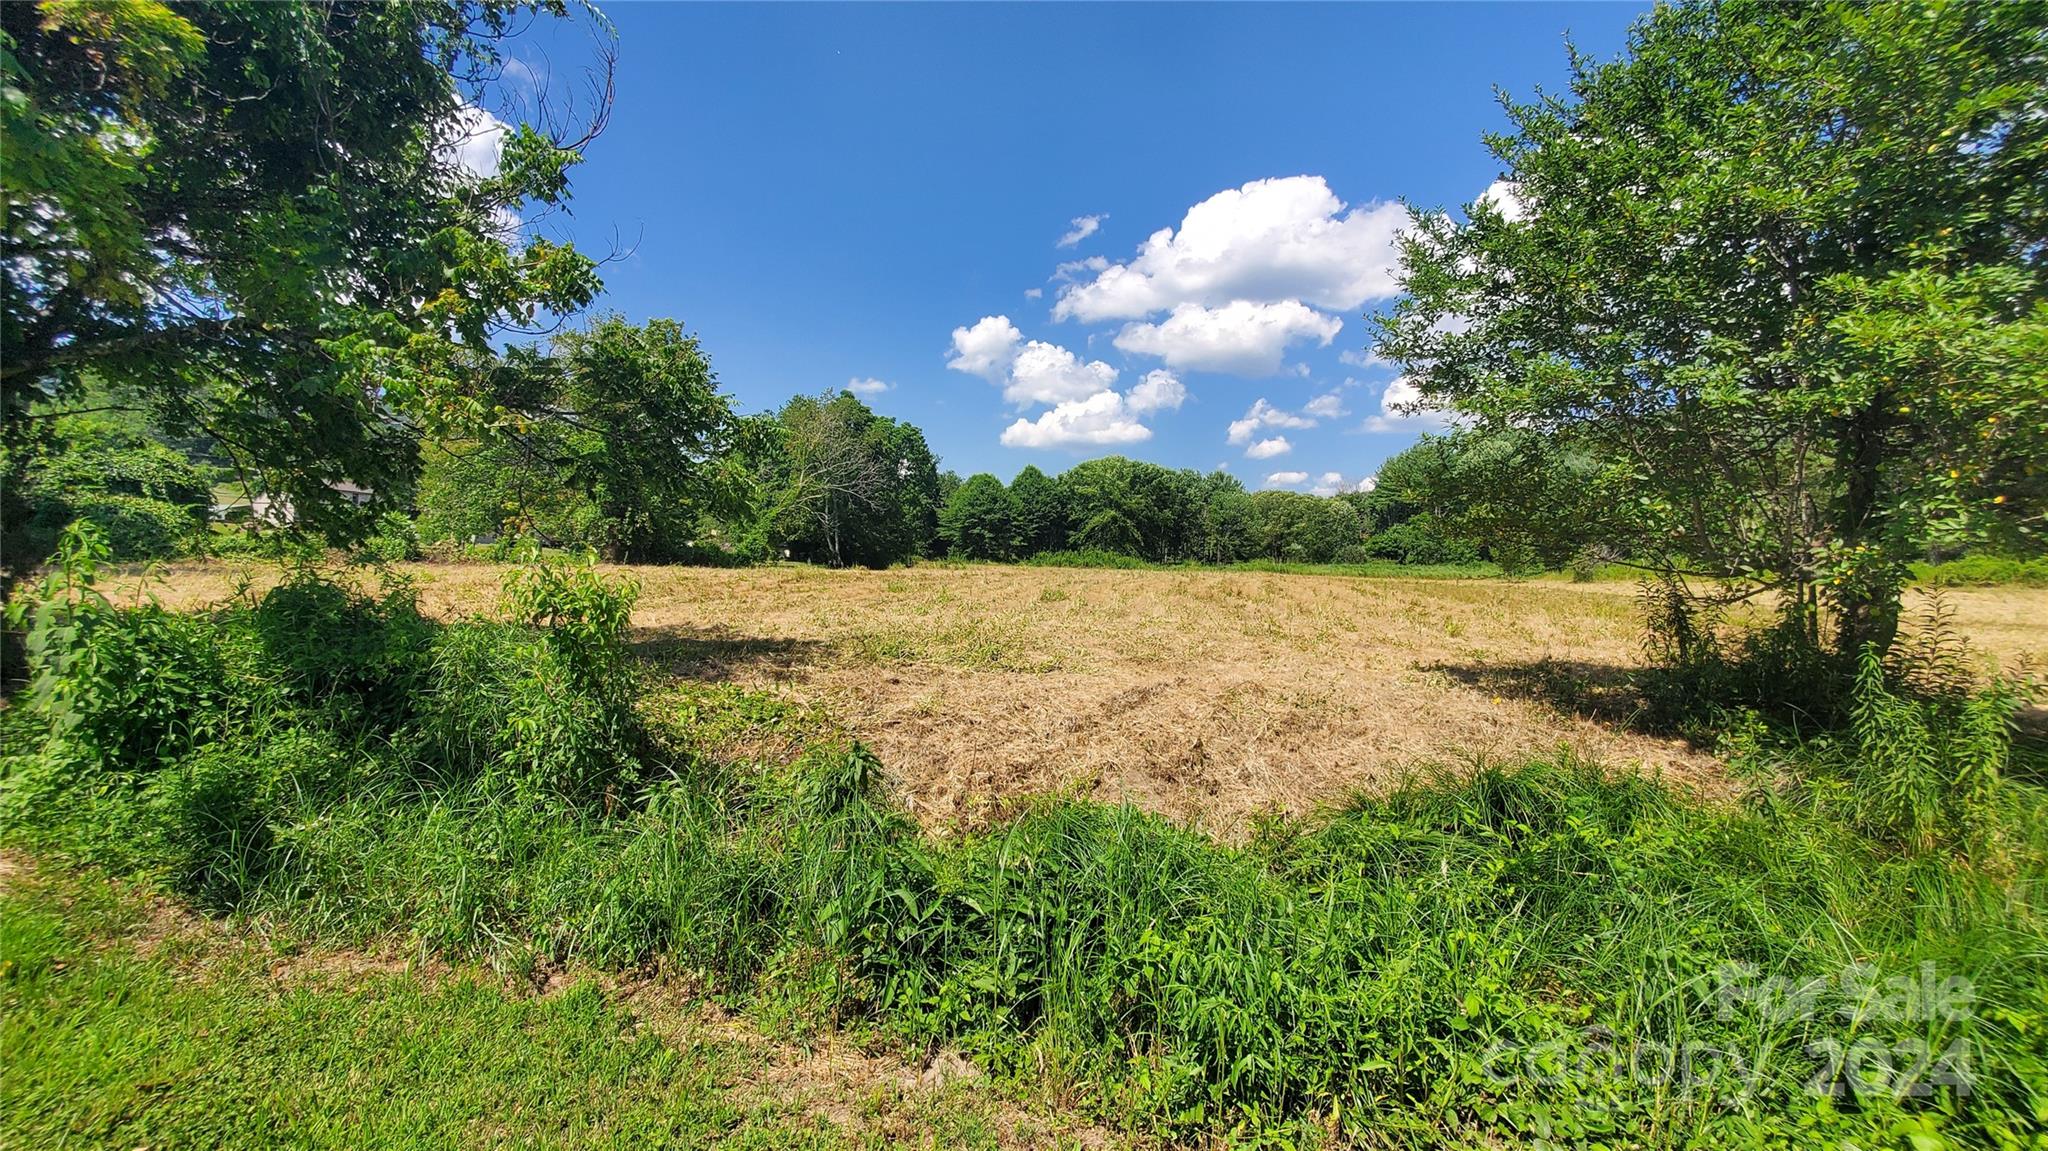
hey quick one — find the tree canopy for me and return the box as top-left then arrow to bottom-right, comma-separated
1374,0 -> 2048,657
1,0 -> 611,558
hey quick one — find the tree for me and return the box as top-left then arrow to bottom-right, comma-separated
1374,0 -> 2047,661
415,438 -> 602,550
763,392 -> 939,567
940,474 -> 1017,560
1249,491 -> 1363,563
13,397 -> 213,560
1066,458 -> 1219,560
1008,465 -> 1067,556
1195,473 -> 1256,564
530,317 -> 739,561
1,0 -> 612,565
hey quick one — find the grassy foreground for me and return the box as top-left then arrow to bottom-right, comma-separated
5,541 -> 2046,1148
0,860 -> 1070,1150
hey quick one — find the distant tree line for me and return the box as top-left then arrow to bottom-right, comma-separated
13,333 -> 1516,572
935,455 -> 1485,567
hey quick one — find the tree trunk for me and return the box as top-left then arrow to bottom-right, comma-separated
1832,402 -> 1902,664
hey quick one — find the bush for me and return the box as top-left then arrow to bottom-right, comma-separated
349,512 -> 418,564
1913,554 -> 2048,587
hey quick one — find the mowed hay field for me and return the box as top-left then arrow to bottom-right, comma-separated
146,561 -> 2048,834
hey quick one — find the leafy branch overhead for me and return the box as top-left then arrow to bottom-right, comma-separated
2,0 -> 615,552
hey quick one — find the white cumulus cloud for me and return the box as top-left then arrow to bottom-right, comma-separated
845,377 -> 891,396
947,314 -> 1117,405
1113,299 -> 1341,377
1310,471 -> 1354,497
1053,175 -> 1407,323
1001,390 -> 1154,449
1245,436 -> 1293,459
1476,179 -> 1528,223
1226,397 -> 1318,445
1057,213 -> 1107,248
946,315 -> 1023,383
952,319 -> 1187,449
1303,391 -> 1348,419
1007,339 -> 1119,407
1124,369 -> 1186,415
444,102 -> 509,179
1359,376 -> 1453,433
1264,471 -> 1309,488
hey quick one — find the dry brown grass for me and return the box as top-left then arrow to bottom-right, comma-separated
140,559 -> 2048,836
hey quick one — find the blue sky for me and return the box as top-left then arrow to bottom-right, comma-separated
503,3 -> 1646,491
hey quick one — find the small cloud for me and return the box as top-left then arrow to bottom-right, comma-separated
1303,392 -> 1348,419
1024,287 -> 1043,300
1309,471 -> 1349,496
1245,436 -> 1292,459
947,315 -> 1024,383
1053,254 -> 1110,283
1264,470 -> 1309,488
1359,376 -> 1454,433
846,377 -> 891,396
1227,397 -> 1316,445
1057,213 -> 1107,249
1339,347 -> 1391,370
443,101 -> 509,180
1124,369 -> 1186,415
1476,179 -> 1528,223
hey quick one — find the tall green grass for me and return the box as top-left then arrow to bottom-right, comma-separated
5,526 -> 2044,1148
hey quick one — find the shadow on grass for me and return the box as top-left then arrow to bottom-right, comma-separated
2011,707 -> 2048,787
1429,657 -> 1706,745
631,626 -> 831,682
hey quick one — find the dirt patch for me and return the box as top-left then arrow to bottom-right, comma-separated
139,561 -> 2048,836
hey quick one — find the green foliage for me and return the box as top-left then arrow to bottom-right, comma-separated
1375,0 -> 2048,661
1023,549 -> 1159,571
939,473 -> 1017,560
740,392 -> 942,568
1913,554 -> 2048,589
1007,464 -> 1067,556
1246,490 -> 1363,563
414,437 -> 604,550
9,402 -> 212,561
1,527 -> 649,899
3,523 -> 230,769
1726,633 -> 2031,864
1,0 -> 609,554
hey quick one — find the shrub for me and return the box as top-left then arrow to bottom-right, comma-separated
1913,554 -> 2048,587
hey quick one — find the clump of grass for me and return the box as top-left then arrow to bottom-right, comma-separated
7,524 -> 2046,1148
